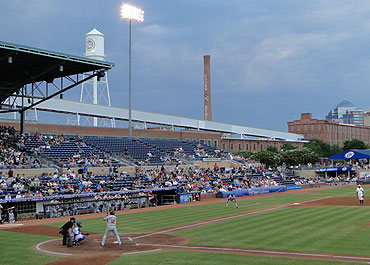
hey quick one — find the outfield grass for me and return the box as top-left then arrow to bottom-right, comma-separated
47,193 -> 319,234
172,205 -> 370,256
0,230 -> 62,265
313,185 -> 364,197
108,250 -> 360,265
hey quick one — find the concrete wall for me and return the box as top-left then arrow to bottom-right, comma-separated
195,160 -> 243,170
294,170 -> 318,179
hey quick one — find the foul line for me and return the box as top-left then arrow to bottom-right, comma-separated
136,243 -> 370,262
35,239 -> 72,256
132,197 -> 331,240
121,249 -> 162,255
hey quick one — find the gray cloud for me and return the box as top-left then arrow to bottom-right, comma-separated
1,0 -> 370,130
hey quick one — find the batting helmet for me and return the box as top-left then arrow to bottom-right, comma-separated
76,222 -> 82,227
110,210 -> 115,215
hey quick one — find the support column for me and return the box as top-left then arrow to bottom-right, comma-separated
20,111 -> 25,134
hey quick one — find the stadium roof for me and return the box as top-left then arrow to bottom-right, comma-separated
330,149 -> 370,160
0,40 -> 114,104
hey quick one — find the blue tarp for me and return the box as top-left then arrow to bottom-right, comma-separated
286,185 -> 302,190
330,149 -> 370,160
216,186 -> 293,198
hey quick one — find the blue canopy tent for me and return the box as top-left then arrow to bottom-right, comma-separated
330,150 -> 370,160
321,150 -> 370,180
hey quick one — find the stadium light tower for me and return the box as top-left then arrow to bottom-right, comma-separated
120,3 -> 144,138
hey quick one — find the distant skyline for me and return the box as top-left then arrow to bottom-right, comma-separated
2,1 -> 370,131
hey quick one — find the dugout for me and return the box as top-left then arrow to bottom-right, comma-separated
154,188 -> 177,205
42,195 -> 150,218
0,187 -> 177,220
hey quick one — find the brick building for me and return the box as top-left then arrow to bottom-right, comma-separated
220,138 -> 303,153
287,113 -> 370,146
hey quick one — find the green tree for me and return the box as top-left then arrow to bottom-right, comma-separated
304,139 -> 332,157
252,150 -> 280,167
330,144 -> 342,156
280,147 -> 319,166
266,146 -> 279,153
234,151 -> 253,158
342,139 -> 368,151
282,142 -> 296,151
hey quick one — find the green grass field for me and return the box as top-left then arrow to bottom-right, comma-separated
1,185 -> 368,265
0,230 -> 60,265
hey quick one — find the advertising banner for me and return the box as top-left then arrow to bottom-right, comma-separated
360,172 -> 370,179
202,158 -> 221,162
179,194 -> 190,203
316,167 -> 355,173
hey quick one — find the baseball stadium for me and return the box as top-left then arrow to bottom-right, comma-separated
2,3 -> 370,265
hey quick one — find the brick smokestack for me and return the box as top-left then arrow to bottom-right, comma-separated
203,55 -> 212,121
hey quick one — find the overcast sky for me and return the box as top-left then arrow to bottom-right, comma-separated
2,0 -> 370,131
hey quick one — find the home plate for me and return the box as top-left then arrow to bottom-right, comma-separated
113,241 -> 120,244
293,203 -> 300,205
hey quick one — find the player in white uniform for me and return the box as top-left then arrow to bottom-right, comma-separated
101,211 -> 121,247
8,209 -> 15,223
226,194 -> 238,208
72,222 -> 88,245
356,184 -> 364,205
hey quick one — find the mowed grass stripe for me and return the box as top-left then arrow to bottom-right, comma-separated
296,207 -> 370,254
252,208 -> 332,247
266,207 -> 354,250
108,249 -> 361,265
173,206 -> 370,256
314,185 -> 366,197
46,193 -> 319,233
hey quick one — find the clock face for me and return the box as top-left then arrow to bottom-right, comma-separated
204,94 -> 210,102
86,38 -> 95,51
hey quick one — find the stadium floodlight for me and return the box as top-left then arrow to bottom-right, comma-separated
120,3 -> 144,22
120,3 -> 144,138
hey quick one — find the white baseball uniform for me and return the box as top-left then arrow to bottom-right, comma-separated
101,215 -> 121,246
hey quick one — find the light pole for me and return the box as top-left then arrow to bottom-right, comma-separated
120,3 -> 144,138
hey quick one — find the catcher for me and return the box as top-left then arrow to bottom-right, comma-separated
72,221 -> 89,246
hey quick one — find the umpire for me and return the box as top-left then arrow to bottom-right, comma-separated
59,217 -> 76,247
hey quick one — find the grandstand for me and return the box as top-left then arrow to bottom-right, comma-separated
0,41 -> 310,223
